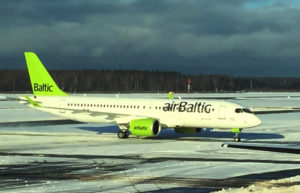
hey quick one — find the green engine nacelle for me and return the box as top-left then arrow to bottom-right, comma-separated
174,127 -> 202,134
129,118 -> 161,137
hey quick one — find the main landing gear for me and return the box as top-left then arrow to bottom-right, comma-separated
232,128 -> 242,142
117,130 -> 129,139
117,125 -> 129,139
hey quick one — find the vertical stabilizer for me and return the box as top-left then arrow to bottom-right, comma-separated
24,52 -> 68,96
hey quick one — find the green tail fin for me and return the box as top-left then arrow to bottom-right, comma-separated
24,52 -> 68,96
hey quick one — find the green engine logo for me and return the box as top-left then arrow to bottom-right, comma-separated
133,126 -> 148,130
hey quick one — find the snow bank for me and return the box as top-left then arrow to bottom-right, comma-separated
214,175 -> 300,193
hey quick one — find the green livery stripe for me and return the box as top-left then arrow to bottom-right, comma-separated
24,52 -> 68,96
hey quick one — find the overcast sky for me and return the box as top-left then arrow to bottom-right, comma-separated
1,0 -> 300,76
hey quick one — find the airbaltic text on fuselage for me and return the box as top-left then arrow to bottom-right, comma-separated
34,83 -> 53,92
163,101 -> 213,113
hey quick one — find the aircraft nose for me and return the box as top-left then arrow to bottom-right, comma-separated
253,115 -> 261,126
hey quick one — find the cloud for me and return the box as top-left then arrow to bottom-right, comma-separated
0,0 -> 300,76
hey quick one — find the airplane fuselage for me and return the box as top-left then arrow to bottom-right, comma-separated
32,96 -> 261,129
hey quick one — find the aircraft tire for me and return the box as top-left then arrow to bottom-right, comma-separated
234,136 -> 241,142
118,131 -> 124,139
124,131 -> 129,138
118,131 -> 129,139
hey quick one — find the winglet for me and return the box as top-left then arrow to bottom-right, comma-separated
25,96 -> 41,107
24,52 -> 68,96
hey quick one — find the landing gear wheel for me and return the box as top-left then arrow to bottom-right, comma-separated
234,136 -> 241,142
118,131 -> 124,139
117,131 -> 129,139
124,130 -> 129,138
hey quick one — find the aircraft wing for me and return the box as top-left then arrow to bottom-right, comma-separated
35,105 -> 157,126
80,110 -> 149,125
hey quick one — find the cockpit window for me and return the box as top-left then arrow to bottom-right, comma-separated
235,108 -> 253,114
235,108 -> 243,113
243,108 -> 252,113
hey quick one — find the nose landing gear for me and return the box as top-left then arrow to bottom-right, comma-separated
232,128 -> 242,142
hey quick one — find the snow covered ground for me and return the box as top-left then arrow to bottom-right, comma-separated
0,92 -> 299,193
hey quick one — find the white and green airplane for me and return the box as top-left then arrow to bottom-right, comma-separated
24,52 -> 261,141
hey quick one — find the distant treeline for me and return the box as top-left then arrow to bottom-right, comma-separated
1,69 -> 300,93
